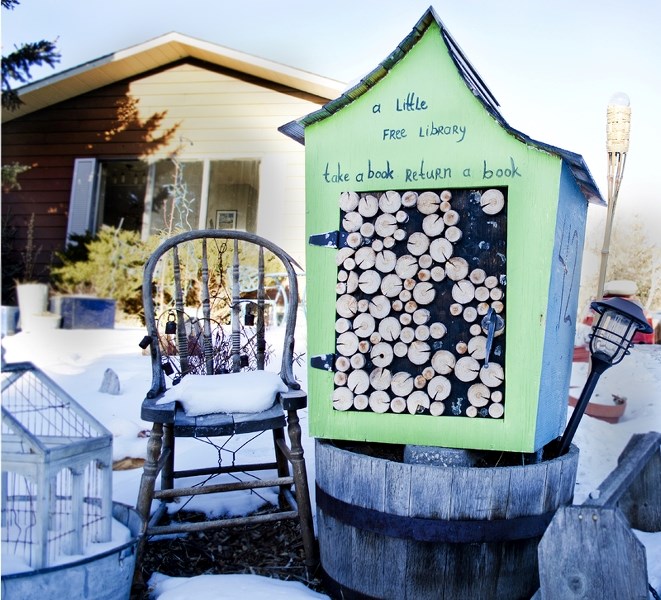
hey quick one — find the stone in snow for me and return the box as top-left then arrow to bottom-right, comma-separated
99,367 -> 121,395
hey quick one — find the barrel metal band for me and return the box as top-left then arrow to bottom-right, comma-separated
319,567 -> 381,600
316,484 -> 555,543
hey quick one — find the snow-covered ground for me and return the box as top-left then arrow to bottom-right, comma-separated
2,321 -> 659,598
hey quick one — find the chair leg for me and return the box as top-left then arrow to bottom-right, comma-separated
286,410 -> 318,571
160,423 -> 175,492
272,427 -> 291,508
134,422 -> 164,585
136,422 -> 163,526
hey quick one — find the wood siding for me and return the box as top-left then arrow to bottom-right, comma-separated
2,59 -> 327,281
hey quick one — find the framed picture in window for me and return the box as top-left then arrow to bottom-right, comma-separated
215,210 -> 237,230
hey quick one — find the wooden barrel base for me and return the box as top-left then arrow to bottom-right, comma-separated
316,439 -> 579,600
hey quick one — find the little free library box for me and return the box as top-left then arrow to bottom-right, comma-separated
280,8 -> 603,453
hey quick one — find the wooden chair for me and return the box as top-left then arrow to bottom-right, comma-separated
134,230 -> 316,572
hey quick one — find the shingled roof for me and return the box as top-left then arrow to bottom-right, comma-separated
279,7 -> 603,205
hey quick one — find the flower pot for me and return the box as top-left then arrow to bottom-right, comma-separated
1,502 -> 142,600
1,306 -> 20,336
28,311 -> 62,332
50,295 -> 116,329
16,282 -> 49,333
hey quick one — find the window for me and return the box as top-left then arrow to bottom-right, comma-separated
97,161 -> 149,232
67,158 -> 260,242
149,159 -> 203,235
207,160 -> 259,232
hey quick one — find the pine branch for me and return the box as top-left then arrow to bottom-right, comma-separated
2,40 -> 60,110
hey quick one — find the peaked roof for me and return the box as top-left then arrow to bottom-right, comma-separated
279,7 -> 603,205
2,32 -> 347,124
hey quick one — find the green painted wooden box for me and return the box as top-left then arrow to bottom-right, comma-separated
280,8 -> 603,452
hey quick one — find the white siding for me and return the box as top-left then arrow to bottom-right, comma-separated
127,64 -> 322,267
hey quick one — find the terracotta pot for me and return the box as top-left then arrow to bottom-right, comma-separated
568,394 -> 626,424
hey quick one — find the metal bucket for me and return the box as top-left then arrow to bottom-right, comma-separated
1,502 -> 143,600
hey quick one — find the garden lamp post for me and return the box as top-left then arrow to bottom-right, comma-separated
597,92 -> 631,298
556,296 -> 652,457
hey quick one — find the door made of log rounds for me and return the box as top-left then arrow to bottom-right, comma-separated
333,188 -> 507,419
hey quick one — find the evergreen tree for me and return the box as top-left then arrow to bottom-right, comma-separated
1,0 -> 60,193
1,0 -> 60,111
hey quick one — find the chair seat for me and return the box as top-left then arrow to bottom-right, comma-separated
172,401 -> 286,437
141,387 -> 307,436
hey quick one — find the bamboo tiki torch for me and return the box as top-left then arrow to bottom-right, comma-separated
597,93 -> 631,298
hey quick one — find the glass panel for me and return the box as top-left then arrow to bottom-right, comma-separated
591,309 -> 636,364
150,159 -> 203,234
206,160 -> 260,232
98,161 -> 148,232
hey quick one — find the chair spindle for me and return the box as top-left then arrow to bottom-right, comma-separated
257,246 -> 266,370
231,238 -> 241,372
200,238 -> 214,374
172,246 -> 189,376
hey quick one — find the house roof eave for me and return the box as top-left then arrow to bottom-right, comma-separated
2,32 -> 347,123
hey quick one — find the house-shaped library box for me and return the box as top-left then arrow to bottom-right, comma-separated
280,7 -> 602,453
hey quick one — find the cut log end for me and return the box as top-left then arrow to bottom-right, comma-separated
429,401 -> 446,416
467,383 -> 490,407
339,191 -> 360,212
455,356 -> 480,381
332,387 -> 353,411
431,349 -> 455,375
407,390 -> 430,414
416,191 -> 440,215
480,189 -> 505,215
488,402 -> 504,418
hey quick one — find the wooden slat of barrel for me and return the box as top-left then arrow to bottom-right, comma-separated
383,461 -> 414,599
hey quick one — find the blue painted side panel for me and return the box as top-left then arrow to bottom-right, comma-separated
535,162 -> 588,449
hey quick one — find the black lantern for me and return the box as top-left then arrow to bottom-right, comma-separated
164,311 -> 177,335
555,296 -> 652,457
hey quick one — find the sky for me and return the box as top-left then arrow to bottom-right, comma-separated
2,0 -> 660,248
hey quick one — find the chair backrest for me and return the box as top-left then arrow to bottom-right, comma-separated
142,230 -> 302,399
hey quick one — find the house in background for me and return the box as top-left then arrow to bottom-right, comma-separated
1,32 -> 345,288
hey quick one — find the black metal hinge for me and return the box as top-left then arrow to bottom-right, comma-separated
310,354 -> 336,371
308,231 -> 349,249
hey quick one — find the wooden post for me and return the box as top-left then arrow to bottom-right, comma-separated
537,432 -> 660,599
100,459 -> 113,542
537,506 -> 648,599
615,433 -> 661,531
70,467 -> 84,555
